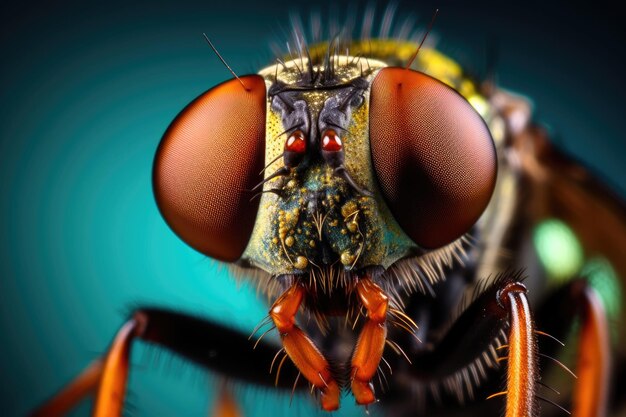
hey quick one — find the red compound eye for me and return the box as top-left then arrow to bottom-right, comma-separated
322,130 -> 343,152
369,67 -> 496,249
285,130 -> 307,153
153,75 -> 266,262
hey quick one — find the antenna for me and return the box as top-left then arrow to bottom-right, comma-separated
202,33 -> 249,91
404,9 -> 439,70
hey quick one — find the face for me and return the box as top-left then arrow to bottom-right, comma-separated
244,56 -> 415,275
153,47 -> 497,285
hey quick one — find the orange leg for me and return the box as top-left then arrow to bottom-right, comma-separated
92,315 -> 146,417
572,286 -> 610,417
498,282 -> 538,417
534,279 -> 612,417
30,315 -> 145,417
211,382 -> 243,417
350,275 -> 389,406
269,284 -> 340,411
32,308 -> 302,416
30,360 -> 103,417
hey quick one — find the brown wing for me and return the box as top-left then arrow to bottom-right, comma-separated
513,125 -> 626,281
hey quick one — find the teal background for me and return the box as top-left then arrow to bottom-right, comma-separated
1,1 -> 624,416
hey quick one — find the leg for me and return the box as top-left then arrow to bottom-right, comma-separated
32,316 -> 146,417
31,308 -> 303,416
93,316 -> 145,417
351,275 -> 389,405
463,277 -> 611,417
496,282 -> 538,417
269,284 -> 340,411
31,318 -> 143,417
536,279 -> 611,417
402,275 -> 538,415
30,360 -> 103,417
572,285 -> 610,417
211,381 -> 243,417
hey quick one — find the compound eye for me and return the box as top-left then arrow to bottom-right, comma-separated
321,129 -> 343,152
153,75 -> 266,262
369,67 -> 496,248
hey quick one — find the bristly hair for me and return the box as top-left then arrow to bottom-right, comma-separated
228,233 -> 473,310
425,326 -> 509,406
409,270 -> 528,408
269,2 -> 438,88
380,236 -> 472,305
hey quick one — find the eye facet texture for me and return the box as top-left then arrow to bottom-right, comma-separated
370,67 -> 496,248
153,75 -> 266,261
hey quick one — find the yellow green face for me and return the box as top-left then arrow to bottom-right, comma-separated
242,56 -> 416,275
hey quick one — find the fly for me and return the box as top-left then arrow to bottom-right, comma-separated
31,5 -> 625,417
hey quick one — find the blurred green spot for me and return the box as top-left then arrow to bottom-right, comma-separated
533,219 -> 584,282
